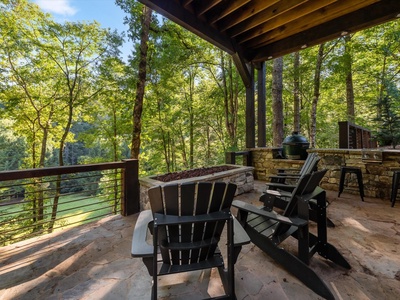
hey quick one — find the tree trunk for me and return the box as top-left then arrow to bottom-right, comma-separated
185,68 -> 195,169
310,44 -> 325,148
49,75 -> 75,232
206,126 -> 211,161
377,55 -> 388,118
179,125 -> 189,169
36,114 -> 53,230
189,99 -> 194,169
157,100 -> 171,172
293,52 -> 301,132
344,35 -> 355,122
131,6 -> 152,159
272,57 -> 284,147
221,52 -> 238,150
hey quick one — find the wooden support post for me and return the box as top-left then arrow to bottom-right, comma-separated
122,159 -> 140,216
257,62 -> 266,147
246,64 -> 255,148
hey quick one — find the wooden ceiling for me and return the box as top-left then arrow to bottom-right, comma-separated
138,0 -> 400,83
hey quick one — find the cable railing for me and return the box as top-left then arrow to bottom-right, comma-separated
0,160 -> 139,246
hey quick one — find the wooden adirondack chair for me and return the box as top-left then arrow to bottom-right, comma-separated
233,170 -> 350,300
131,182 -> 250,300
264,169 -> 335,228
267,152 -> 320,189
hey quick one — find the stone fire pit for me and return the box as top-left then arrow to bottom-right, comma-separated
139,164 -> 254,210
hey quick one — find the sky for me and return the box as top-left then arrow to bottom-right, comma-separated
33,0 -> 132,60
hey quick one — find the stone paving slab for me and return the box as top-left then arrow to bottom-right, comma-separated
1,181 -> 399,299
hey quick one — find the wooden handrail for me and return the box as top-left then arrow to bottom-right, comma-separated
0,162 -> 126,181
0,159 -> 140,216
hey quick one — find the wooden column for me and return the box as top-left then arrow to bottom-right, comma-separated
122,159 -> 140,215
257,62 -> 266,147
246,64 -> 255,148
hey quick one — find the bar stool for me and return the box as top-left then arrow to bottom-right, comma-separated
390,170 -> 400,207
338,166 -> 364,201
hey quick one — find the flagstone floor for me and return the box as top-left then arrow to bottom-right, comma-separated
1,181 -> 399,300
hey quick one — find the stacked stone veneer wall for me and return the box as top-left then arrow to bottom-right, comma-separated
139,165 -> 254,211
251,147 -> 400,199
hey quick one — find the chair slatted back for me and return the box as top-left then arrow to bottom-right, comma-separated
298,153 -> 316,174
305,154 -> 320,174
148,182 -> 236,266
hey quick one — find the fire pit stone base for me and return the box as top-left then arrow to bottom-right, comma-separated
139,165 -> 254,210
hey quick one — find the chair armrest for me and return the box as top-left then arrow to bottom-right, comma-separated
269,174 -> 301,180
153,210 -> 231,226
264,188 -> 292,199
131,210 -> 153,258
266,182 -> 296,192
233,216 -> 250,246
277,168 -> 300,173
232,200 -> 307,227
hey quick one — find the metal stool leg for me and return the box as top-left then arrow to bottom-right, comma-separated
338,167 -> 346,198
355,170 -> 364,202
338,167 -> 364,201
391,171 -> 400,207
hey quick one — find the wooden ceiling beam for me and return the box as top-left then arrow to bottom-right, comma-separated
216,0 -> 280,32
249,0 -> 400,62
138,0 -> 235,54
242,0 -> 379,49
228,0 -> 310,38
195,0 -> 223,16
209,0 -> 251,25
182,0 -> 194,7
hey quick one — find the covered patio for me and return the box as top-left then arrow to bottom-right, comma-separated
1,1 -> 400,299
1,181 -> 399,299
138,0 -> 400,148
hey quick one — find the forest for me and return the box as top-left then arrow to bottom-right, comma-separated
1,0 -> 400,177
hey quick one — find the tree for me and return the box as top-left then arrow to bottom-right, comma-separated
344,35 -> 355,122
218,51 -> 241,150
293,52 -> 301,133
41,21 -> 120,231
374,95 -> 400,148
116,0 -> 153,160
130,6 -> 152,159
310,44 -> 325,148
0,0 -> 121,232
1,0 -> 64,229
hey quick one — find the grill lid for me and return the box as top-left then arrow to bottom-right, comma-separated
283,132 -> 309,145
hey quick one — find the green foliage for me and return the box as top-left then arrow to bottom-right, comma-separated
0,1 -> 399,172
0,119 -> 26,170
373,95 -> 400,148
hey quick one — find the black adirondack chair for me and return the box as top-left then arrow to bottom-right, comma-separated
267,152 -> 320,190
263,170 -> 335,228
131,182 -> 250,299
233,169 -> 350,300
